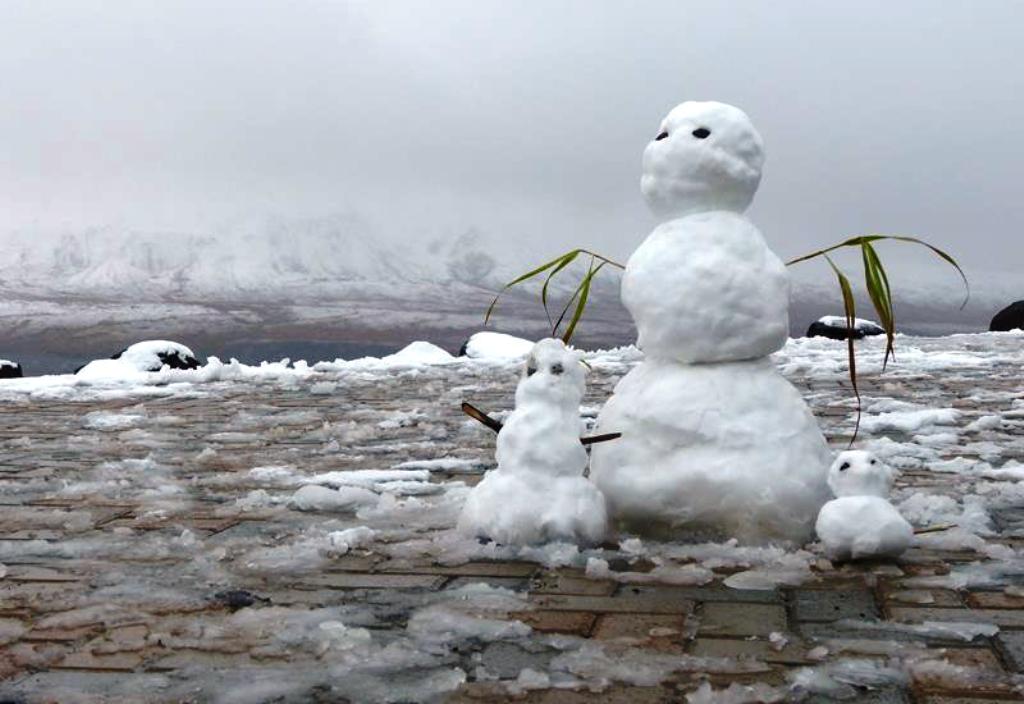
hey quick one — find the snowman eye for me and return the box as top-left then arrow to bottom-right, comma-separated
870,459 -> 877,465
551,363 -> 564,375
526,359 -> 537,376
692,127 -> 711,139
839,462 -> 850,471
655,131 -> 669,141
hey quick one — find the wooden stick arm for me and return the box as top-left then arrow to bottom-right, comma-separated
461,401 -> 621,446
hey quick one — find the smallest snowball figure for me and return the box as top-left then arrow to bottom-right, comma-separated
815,450 -> 913,561
458,338 -> 607,545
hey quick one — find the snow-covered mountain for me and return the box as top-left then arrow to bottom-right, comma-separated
0,216 -> 1011,374
0,216 -> 515,304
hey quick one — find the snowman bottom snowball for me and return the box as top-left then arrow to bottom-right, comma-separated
458,470 -> 608,546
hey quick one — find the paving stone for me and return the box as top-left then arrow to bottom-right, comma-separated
445,575 -> 529,591
24,625 -> 100,642
615,584 -> 782,604
3,565 -> 84,582
591,613 -> 688,642
995,630 -> 1024,672
288,573 -> 447,590
697,602 -> 788,637
508,610 -> 596,635
478,641 -> 555,679
965,591 -> 1024,609
797,621 -> 970,646
933,647 -> 1004,671
146,650 -> 257,671
530,569 -> 616,596
447,682 -> 676,703
889,607 -> 1024,629
885,589 -> 963,607
689,636 -> 816,665
792,588 -> 880,622
529,593 -> 694,615
55,650 -> 144,671
382,561 -> 538,578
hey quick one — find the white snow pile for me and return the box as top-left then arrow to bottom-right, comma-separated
861,407 -> 960,434
314,340 -> 456,371
462,331 -> 534,360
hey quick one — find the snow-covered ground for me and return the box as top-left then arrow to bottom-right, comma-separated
2,332 -> 1024,701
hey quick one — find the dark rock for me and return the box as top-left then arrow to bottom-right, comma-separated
212,589 -> 270,611
990,300 -> 1024,332
0,360 -> 23,379
806,318 -> 885,341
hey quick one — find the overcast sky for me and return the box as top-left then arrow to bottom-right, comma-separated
1,1 -> 1021,287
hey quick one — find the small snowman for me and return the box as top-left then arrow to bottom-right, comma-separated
815,450 -> 913,561
458,338 -> 608,545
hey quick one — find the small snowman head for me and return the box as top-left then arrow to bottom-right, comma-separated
828,450 -> 896,498
515,338 -> 586,409
641,101 -> 765,220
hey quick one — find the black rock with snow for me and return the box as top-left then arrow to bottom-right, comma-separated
806,316 -> 886,341
989,301 -> 1024,332
0,360 -> 23,379
76,340 -> 201,375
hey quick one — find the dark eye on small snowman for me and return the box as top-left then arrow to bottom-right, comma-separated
655,131 -> 669,141
526,361 -> 537,377
692,127 -> 711,139
839,462 -> 850,471
551,363 -> 564,375
870,459 -> 877,465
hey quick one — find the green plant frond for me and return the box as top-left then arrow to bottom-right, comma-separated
787,235 -> 969,309
552,273 -> 584,336
541,250 -> 582,325
562,261 -> 605,344
860,242 -> 896,369
824,254 -> 862,445
485,249 -> 584,324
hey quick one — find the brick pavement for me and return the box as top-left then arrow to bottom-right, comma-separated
0,341 -> 1022,702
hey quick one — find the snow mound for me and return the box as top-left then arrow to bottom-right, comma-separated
462,331 -> 534,360
315,340 -> 456,371
382,341 -> 455,366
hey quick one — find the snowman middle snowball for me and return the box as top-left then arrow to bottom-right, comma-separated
590,101 -> 831,543
458,338 -> 608,546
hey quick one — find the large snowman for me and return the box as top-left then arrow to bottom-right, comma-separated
590,101 -> 832,543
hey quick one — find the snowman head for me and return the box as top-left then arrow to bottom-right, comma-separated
827,450 -> 896,498
516,338 -> 586,409
641,101 -> 764,220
